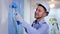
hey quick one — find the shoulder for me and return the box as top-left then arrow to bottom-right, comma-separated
41,23 -> 49,29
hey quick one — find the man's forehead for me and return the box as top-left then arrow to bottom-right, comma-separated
36,6 -> 47,11
36,6 -> 44,9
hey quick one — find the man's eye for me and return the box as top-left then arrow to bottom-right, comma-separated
38,10 -> 41,12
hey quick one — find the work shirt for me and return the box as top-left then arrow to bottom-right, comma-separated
21,19 -> 49,34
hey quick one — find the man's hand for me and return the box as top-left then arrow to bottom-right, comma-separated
16,12 -> 24,23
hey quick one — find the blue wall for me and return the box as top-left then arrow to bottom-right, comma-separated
8,0 -> 24,34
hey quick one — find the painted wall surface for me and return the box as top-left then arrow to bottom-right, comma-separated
0,0 -> 30,34
8,0 -> 24,34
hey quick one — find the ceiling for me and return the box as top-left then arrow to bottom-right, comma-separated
30,0 -> 60,8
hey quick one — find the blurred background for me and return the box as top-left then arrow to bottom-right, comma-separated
0,0 -> 60,34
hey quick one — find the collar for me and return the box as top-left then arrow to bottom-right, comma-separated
39,19 -> 46,25
33,18 -> 46,25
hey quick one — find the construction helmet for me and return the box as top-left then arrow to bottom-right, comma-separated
36,1 -> 50,12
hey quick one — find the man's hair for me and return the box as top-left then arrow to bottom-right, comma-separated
37,4 -> 49,16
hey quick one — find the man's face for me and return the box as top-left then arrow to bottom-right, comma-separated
35,6 -> 46,19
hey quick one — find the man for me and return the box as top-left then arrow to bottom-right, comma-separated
16,2 -> 50,34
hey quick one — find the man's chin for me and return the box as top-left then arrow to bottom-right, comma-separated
35,17 -> 41,19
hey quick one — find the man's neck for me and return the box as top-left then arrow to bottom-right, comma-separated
36,17 -> 44,23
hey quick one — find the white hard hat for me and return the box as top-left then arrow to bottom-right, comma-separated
36,1 -> 50,12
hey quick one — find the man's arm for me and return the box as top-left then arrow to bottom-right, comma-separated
16,13 -> 49,34
21,21 -> 49,34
